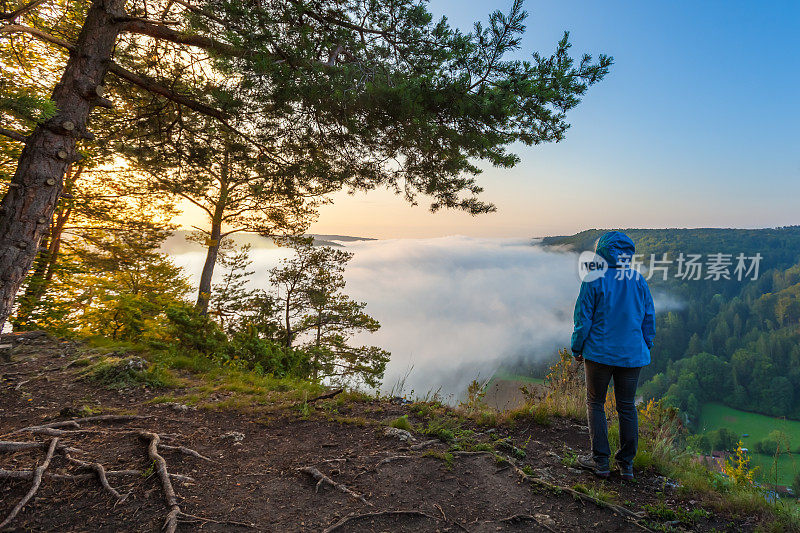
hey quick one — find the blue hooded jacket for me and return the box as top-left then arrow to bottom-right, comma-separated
571,231 -> 655,367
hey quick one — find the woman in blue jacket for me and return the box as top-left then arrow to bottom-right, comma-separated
571,231 -> 656,480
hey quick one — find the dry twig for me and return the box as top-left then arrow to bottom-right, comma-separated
299,466 -> 370,505
307,388 -> 344,403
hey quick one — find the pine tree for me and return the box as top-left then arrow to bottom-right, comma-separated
0,0 -> 611,330
209,243 -> 256,332
267,237 -> 389,387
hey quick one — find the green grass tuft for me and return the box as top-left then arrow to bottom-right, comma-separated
388,415 -> 414,431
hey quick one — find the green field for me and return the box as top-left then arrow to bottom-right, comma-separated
698,403 -> 800,486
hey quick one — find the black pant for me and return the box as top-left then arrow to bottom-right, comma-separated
584,359 -> 642,470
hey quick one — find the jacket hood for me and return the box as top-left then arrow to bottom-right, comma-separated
595,231 -> 636,267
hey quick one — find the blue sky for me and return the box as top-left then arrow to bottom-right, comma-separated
309,1 -> 800,238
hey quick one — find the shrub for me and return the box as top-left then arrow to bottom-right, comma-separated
162,304 -> 228,356
160,305 -> 310,378
227,329 -> 309,377
723,441 -> 759,486
542,348 -> 586,420
86,356 -> 175,389
752,430 -> 790,455
423,418 -> 457,443
636,399 -> 688,472
389,415 -> 414,431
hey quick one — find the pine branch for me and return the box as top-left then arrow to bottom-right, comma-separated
106,64 -> 225,120
0,23 -> 73,49
120,20 -> 250,58
0,126 -> 26,142
0,0 -> 46,21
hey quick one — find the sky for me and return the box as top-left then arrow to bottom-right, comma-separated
300,0 -> 800,239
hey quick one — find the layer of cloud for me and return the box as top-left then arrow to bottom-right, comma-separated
337,237 -> 580,400
173,236 -> 582,400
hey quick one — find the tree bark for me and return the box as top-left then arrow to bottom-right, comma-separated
195,150 -> 229,313
284,288 -> 293,348
11,163 -> 81,328
0,0 -> 125,332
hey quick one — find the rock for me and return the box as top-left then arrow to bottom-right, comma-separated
221,431 -> 245,443
535,513 -> 556,528
123,357 -> 147,372
161,402 -> 195,412
657,475 -> 680,489
6,330 -> 51,345
383,426 -> 415,442
535,468 -> 555,481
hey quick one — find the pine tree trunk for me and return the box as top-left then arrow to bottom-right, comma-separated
0,0 -> 125,332
11,233 -> 50,330
195,150 -> 229,313
284,297 -> 293,348
12,164 -> 81,328
195,223 -> 222,313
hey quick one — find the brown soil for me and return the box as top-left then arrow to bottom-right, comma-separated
0,332 -> 756,532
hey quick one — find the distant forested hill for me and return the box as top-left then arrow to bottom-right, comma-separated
540,227 -> 800,425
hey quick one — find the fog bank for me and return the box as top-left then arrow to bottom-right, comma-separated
171,236 -> 673,401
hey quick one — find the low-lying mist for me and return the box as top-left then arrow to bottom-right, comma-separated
170,236 -> 672,402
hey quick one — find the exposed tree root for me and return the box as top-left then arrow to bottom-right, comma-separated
0,437 -> 58,529
137,431 -> 249,531
507,462 -> 653,532
354,454 -> 414,478
375,454 -> 414,466
63,451 -> 128,501
299,466 -> 371,505
451,450 -> 495,457
9,414 -> 148,435
0,418 -> 215,529
138,431 -> 182,533
158,443 -> 213,461
0,468 -> 194,483
0,439 -> 84,454
322,510 -> 438,533
11,426 -> 78,436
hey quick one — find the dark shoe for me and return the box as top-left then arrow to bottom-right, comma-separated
619,466 -> 635,481
577,454 -> 610,478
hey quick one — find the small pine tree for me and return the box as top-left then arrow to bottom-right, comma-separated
210,244 -> 256,332
266,237 -> 389,387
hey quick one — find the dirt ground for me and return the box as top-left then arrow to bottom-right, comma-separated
1,332 -> 756,532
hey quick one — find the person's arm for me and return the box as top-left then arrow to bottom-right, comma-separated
571,281 -> 596,357
642,281 -> 656,349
